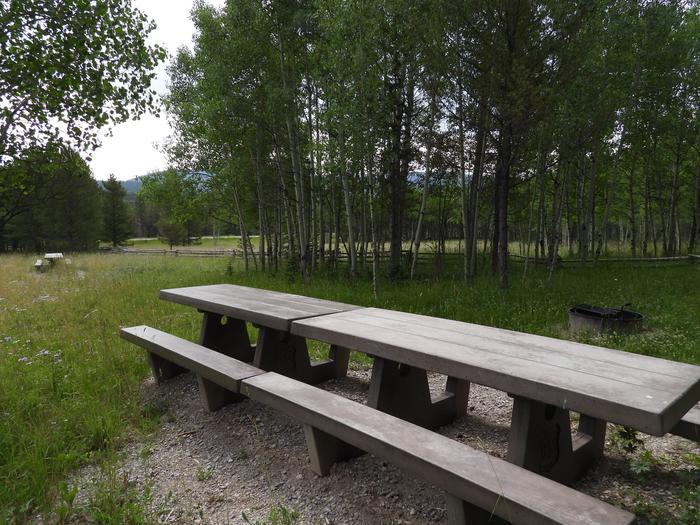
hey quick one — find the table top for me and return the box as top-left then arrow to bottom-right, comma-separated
160,284 -> 360,331
291,307 -> 700,435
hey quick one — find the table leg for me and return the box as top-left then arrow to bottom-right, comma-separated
196,375 -> 244,412
302,425 -> 364,476
147,353 -> 187,383
253,327 -> 349,384
367,357 -> 469,429
507,396 -> 607,484
199,311 -> 255,361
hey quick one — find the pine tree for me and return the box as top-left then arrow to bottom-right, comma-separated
102,174 -> 133,247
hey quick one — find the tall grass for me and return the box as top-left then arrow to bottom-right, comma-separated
0,255 -> 215,521
0,253 -> 697,521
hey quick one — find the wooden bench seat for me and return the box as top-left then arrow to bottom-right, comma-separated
241,372 -> 636,525
120,325 -> 266,411
671,403 -> 700,441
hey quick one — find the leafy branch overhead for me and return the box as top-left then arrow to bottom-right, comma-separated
0,0 -> 166,162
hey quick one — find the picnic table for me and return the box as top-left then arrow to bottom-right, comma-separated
160,284 -> 360,384
158,285 -> 699,486
291,307 -> 700,483
44,252 -> 64,264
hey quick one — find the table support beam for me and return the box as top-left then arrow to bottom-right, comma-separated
445,494 -> 510,525
253,328 -> 349,384
302,425 -> 364,476
147,352 -> 186,383
367,358 -> 469,429
196,375 -> 244,412
199,311 -> 255,362
507,396 -> 607,485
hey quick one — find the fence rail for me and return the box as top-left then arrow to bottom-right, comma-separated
113,247 -> 699,265
510,253 -> 698,265
115,248 -> 240,257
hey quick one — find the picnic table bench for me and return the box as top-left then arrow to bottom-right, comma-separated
291,307 -> 700,483
121,325 -> 636,524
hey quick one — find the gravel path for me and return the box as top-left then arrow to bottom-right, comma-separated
68,363 -> 698,524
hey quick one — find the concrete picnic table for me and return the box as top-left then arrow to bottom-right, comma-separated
291,307 -> 700,484
160,284 -> 360,384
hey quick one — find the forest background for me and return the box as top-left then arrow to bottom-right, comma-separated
2,0 -> 700,292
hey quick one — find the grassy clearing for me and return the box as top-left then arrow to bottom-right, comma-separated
0,255 -> 214,522
0,253 -> 698,522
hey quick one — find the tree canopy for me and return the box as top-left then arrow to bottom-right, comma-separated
158,0 -> 700,288
0,0 -> 166,162
2,145 -> 103,251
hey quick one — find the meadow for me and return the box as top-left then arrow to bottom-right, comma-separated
0,253 -> 698,522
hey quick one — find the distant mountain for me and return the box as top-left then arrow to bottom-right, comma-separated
98,177 -> 142,194
120,178 -> 142,194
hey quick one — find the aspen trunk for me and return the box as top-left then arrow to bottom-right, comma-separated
340,136 -> 357,277
286,117 -> 308,275
410,91 -> 436,280
689,144 -> 700,254
307,84 -> 317,272
596,140 -> 625,260
273,140 -> 296,256
458,85 -> 468,281
494,125 -> 512,289
467,96 -> 488,279
388,63 -> 406,279
233,184 -> 257,271
367,154 -> 379,298
254,131 -> 266,271
629,156 -> 637,257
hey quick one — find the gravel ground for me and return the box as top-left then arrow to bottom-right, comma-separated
64,363 -> 698,525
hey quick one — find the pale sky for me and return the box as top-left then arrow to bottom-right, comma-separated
89,0 -> 226,181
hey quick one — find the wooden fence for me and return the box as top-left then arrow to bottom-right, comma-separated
113,247 -> 699,265
115,248 -> 240,257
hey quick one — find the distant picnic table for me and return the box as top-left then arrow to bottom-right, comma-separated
44,252 -> 63,263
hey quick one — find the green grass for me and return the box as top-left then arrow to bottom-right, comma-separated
77,461 -> 156,525
0,253 -> 698,522
242,505 -> 299,525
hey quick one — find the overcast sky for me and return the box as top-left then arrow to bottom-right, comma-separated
89,0 -> 226,181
